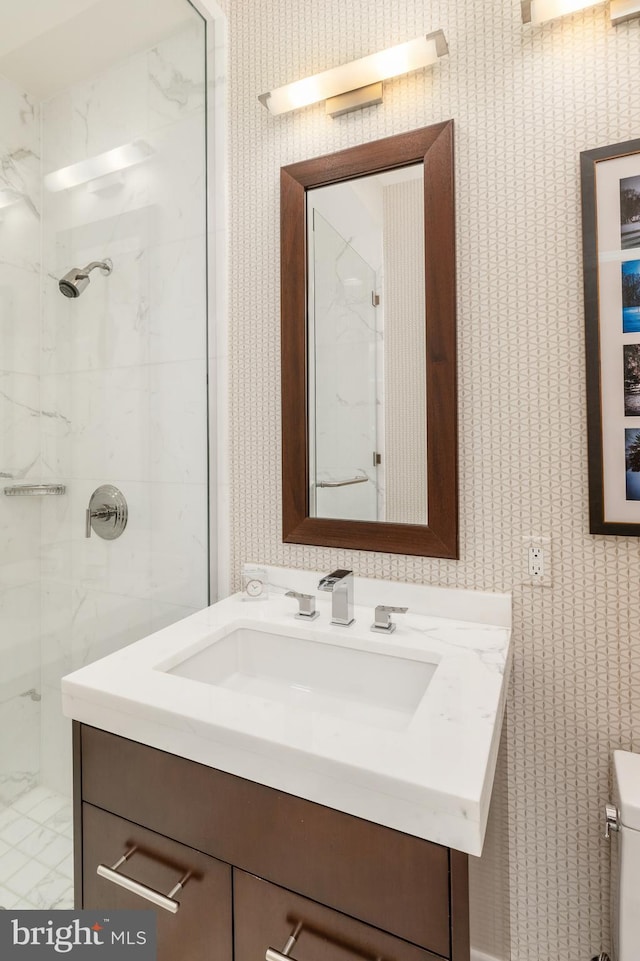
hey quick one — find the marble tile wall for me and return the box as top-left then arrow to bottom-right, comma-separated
311,213 -> 379,522
307,185 -> 383,522
0,76 -> 41,804
38,17 -> 210,796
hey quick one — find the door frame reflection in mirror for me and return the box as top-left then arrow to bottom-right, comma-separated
280,121 -> 458,558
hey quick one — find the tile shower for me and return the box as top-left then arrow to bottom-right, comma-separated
0,3 -> 210,908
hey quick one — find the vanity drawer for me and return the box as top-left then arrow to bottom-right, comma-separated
80,725 -> 452,956
81,802 -> 232,961
233,869 -> 442,961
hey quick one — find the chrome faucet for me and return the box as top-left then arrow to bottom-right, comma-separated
318,569 -> 354,626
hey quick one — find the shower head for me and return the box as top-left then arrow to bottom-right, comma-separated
58,259 -> 113,298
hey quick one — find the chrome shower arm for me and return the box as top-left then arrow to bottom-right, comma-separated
80,259 -> 113,277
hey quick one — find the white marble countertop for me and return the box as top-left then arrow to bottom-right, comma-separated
62,565 -> 512,857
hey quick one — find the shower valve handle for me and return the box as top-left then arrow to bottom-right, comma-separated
85,485 -> 128,540
85,506 -> 116,538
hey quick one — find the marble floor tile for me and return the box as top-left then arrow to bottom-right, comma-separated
0,846 -> 30,884
0,789 -> 73,909
11,786 -> 58,815
15,822 -> 59,861
0,807 -> 19,834
36,833 -> 70,870
0,884 -> 21,908
57,853 -> 73,881
5,857 -> 51,897
27,794 -> 69,825
58,885 -> 74,909
43,804 -> 73,834
28,870 -> 74,910
0,814 -> 37,847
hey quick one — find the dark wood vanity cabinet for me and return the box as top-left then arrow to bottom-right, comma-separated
233,871 -> 442,961
74,724 -> 469,961
82,803 -> 232,961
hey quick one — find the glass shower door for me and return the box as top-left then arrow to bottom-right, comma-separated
0,0 -> 210,910
0,76 -> 43,822
310,211 -> 379,522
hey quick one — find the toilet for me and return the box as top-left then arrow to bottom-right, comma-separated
610,750 -> 640,960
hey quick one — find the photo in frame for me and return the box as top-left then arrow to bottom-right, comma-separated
582,137 -> 640,534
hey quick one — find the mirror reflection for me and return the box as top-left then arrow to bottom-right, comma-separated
307,163 -> 427,525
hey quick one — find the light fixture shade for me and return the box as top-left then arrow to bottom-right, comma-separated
521,0 -> 603,22
44,140 -> 153,192
610,0 -> 640,23
259,30 -> 448,116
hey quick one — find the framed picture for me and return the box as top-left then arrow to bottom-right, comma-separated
581,137 -> 640,534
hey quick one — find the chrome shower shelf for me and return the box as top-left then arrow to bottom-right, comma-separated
3,484 -> 66,496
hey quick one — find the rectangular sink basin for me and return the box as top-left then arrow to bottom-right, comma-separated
166,626 -> 436,732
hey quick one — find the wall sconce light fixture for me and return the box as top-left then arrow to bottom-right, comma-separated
258,30 -> 449,118
521,0 -> 640,24
44,140 -> 153,192
609,0 -> 640,22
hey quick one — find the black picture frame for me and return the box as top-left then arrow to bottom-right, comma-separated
581,137 -> 640,535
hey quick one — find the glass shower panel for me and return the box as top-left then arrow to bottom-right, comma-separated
310,211 -> 379,522
0,0 -> 209,910
0,81 -> 42,810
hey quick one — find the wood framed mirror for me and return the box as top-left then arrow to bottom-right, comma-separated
281,121 -> 458,558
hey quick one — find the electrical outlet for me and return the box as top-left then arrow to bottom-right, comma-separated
522,535 -> 552,586
528,546 -> 544,577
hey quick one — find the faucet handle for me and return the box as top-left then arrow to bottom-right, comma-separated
285,590 -> 320,621
371,604 -> 408,634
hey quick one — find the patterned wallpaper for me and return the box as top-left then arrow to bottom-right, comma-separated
220,1 -> 640,958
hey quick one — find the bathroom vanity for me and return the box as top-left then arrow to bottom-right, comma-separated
75,724 -> 466,961
63,567 -> 512,961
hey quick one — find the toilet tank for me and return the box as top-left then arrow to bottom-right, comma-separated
612,750 -> 640,961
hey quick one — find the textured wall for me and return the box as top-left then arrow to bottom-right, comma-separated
222,1 -> 640,958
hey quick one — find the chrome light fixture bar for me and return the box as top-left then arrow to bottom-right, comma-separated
610,0 -> 640,23
521,0 -> 601,22
258,30 -> 448,118
44,139 -> 153,192
521,0 -> 640,22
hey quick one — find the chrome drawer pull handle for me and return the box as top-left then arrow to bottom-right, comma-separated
266,922 -> 303,961
96,846 -> 190,914
266,923 -> 386,961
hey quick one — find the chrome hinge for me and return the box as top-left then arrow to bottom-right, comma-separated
371,292 -> 380,307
